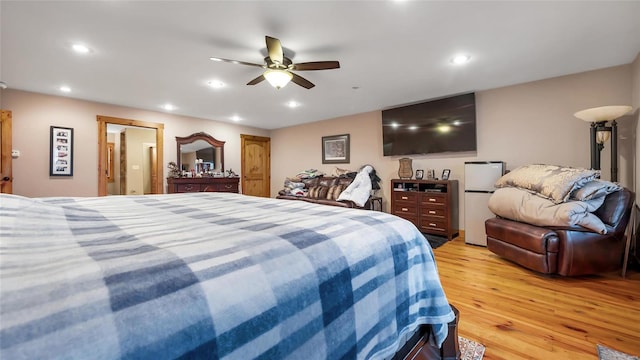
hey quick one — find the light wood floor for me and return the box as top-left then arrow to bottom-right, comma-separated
433,237 -> 640,360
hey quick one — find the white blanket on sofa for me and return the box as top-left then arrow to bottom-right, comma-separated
488,187 -> 608,234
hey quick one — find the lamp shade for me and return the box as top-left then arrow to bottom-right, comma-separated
264,69 -> 293,89
573,105 -> 632,122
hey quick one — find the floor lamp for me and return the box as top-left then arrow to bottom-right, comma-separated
573,105 -> 632,182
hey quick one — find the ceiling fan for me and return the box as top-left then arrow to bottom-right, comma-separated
210,36 -> 340,90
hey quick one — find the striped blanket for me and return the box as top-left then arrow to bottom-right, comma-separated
0,192 -> 454,359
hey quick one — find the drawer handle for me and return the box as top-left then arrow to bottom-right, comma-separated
401,208 -> 408,212
401,196 -> 408,200
185,185 -> 193,190
224,184 -> 232,188
429,223 -> 437,227
428,210 -> 436,214
428,198 -> 436,202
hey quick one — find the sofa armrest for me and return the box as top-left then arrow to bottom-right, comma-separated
486,217 -> 559,253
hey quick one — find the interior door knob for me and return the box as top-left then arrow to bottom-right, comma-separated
2,177 -> 10,181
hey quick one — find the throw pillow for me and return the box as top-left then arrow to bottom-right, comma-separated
494,164 -> 598,204
570,179 -> 621,201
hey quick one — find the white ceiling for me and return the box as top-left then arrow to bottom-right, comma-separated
2,1 -> 639,130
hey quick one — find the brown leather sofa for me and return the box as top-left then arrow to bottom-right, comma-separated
485,188 -> 635,276
277,176 -> 371,209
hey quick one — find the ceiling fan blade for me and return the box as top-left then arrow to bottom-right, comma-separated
291,61 -> 340,71
291,73 -> 315,89
266,36 -> 284,65
246,74 -> 266,85
210,57 -> 264,68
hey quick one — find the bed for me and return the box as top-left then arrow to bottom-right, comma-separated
0,192 -> 456,359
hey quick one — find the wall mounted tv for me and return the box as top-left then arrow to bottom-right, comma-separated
382,92 -> 477,156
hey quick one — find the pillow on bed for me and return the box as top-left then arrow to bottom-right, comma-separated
308,186 -> 329,199
494,164 -> 598,204
570,179 -> 621,201
326,185 -> 344,200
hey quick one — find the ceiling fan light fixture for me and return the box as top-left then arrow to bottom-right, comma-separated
264,69 -> 292,89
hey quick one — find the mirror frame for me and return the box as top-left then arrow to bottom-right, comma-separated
176,132 -> 225,174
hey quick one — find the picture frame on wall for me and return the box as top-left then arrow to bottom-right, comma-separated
415,169 -> 424,180
322,134 -> 350,164
50,126 -> 74,176
442,169 -> 451,180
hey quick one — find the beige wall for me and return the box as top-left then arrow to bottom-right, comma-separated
1,89 -> 269,197
271,64 -> 634,228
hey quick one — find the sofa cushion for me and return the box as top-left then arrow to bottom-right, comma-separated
494,164 -> 598,204
308,186 -> 329,199
326,185 -> 344,200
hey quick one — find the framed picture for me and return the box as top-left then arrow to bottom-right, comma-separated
427,169 -> 435,180
50,126 -> 74,176
442,169 -> 451,180
322,134 -> 350,164
415,169 -> 424,180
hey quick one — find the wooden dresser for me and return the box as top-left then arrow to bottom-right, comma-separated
167,177 -> 239,194
391,179 -> 459,240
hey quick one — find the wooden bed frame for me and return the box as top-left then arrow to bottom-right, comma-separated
394,305 -> 461,360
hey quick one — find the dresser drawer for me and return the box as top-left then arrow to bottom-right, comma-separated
420,193 -> 446,206
393,191 -> 419,203
419,218 -> 448,234
394,204 -> 418,216
176,183 -> 201,192
421,207 -> 447,218
209,182 -> 239,193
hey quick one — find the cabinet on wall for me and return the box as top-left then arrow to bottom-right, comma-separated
391,179 -> 459,240
167,177 -> 239,194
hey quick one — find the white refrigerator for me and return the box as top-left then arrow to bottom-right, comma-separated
464,161 -> 505,246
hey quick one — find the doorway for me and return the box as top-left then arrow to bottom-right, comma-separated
97,115 -> 164,196
240,134 -> 270,197
1,110 -> 12,194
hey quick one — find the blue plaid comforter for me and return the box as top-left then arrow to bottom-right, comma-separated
0,192 -> 454,359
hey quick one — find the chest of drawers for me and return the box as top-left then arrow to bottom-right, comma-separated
167,177 -> 239,194
391,179 -> 459,240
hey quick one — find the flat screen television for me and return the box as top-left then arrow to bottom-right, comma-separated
382,92 -> 477,156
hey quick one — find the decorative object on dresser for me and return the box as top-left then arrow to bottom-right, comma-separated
441,169 -> 451,180
391,179 -> 459,240
168,132 -> 239,193
398,157 -> 413,179
415,169 -> 424,180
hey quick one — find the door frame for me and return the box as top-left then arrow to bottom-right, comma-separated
1,110 -> 12,193
97,115 -> 164,196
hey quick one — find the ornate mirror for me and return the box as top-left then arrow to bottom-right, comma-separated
176,132 -> 225,175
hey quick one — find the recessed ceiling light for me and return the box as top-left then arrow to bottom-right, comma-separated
161,104 -> 176,111
207,80 -> 225,89
72,43 -> 90,54
286,101 -> 300,108
59,86 -> 71,93
408,125 -> 418,131
391,122 -> 399,129
231,115 -> 241,122
451,55 -> 471,65
209,57 -> 223,62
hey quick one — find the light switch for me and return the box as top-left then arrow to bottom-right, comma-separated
11,150 -> 20,158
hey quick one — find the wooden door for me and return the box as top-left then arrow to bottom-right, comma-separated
0,110 -> 12,194
241,135 -> 270,197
